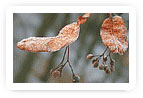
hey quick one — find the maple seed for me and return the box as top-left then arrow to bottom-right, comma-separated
72,75 -> 80,83
87,54 -> 94,60
52,71 -> 60,78
99,64 -> 104,70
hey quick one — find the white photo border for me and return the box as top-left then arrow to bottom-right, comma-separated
6,6 -> 136,90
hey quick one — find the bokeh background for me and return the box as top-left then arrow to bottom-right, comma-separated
13,13 -> 129,83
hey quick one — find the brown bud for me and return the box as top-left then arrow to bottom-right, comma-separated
87,54 -> 94,60
72,75 -> 80,83
52,71 -> 60,78
93,61 -> 99,68
103,57 -> 107,62
99,64 -> 104,70
92,58 -> 98,64
105,68 -> 111,74
104,65 -> 108,71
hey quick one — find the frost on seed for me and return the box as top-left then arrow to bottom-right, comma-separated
17,22 -> 80,52
17,13 -> 90,52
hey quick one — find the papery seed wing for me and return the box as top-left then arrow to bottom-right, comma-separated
17,22 -> 80,52
58,22 -> 80,44
17,37 -> 55,52
16,13 -> 90,52
50,22 -> 80,52
100,16 -> 128,55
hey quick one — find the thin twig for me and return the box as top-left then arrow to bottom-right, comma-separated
60,46 -> 68,64
67,45 -> 75,77
59,61 -> 68,77
60,61 -> 68,70
51,45 -> 76,79
99,46 -> 108,57
51,47 -> 68,72
109,51 -> 112,61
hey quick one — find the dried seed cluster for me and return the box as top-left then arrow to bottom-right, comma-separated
51,64 -> 80,83
87,47 -> 116,74
50,46 -> 80,83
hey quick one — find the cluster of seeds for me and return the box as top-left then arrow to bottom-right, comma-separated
50,67 -> 80,83
50,46 -> 80,83
87,49 -> 115,74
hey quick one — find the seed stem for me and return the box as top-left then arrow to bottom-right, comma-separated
99,46 -> 108,58
67,45 -> 75,77
60,46 -> 68,64
51,45 -> 76,79
50,47 -> 68,74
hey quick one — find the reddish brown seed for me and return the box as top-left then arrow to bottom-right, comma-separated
99,64 -> 104,70
93,61 -> 99,68
87,54 -> 94,60
92,58 -> 98,64
103,57 -> 107,62
52,71 -> 60,78
105,68 -> 111,74
104,65 -> 108,71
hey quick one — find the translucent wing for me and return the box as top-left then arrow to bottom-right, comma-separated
17,13 -> 90,52
100,16 -> 128,55
17,22 -> 80,52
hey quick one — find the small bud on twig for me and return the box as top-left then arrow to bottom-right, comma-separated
72,75 -> 80,83
87,54 -> 94,60
52,71 -> 61,78
99,64 -> 104,70
103,56 -> 107,62
105,68 -> 111,74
